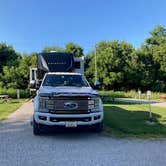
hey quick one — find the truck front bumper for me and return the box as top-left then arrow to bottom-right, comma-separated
34,112 -> 103,126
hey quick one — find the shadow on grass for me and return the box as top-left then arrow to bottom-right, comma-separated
9,101 -> 20,104
103,105 -> 166,137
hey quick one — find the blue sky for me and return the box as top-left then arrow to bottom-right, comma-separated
0,0 -> 166,54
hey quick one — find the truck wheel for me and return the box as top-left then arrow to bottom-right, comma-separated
92,122 -> 103,132
33,118 -> 41,135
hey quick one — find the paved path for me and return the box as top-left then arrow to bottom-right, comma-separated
115,98 -> 158,104
151,102 -> 166,108
1,102 -> 166,166
115,98 -> 166,108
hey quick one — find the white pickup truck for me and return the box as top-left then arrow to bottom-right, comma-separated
30,52 -> 103,135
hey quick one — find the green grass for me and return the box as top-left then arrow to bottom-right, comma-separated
0,99 -> 27,121
99,90 -> 164,101
103,103 -> 166,138
1,96 -> 166,138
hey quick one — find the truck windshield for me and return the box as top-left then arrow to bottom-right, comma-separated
42,74 -> 89,87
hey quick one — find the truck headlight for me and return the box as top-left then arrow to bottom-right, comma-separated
91,97 -> 103,112
38,97 -> 52,112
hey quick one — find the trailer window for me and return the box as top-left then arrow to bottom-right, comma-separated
74,62 -> 80,69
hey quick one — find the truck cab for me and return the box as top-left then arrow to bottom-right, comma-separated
30,52 -> 103,135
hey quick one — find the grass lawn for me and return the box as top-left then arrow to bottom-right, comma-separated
0,99 -> 27,121
99,90 -> 164,100
103,103 -> 166,138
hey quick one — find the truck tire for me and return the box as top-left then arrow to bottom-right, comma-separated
92,122 -> 103,132
33,118 -> 41,135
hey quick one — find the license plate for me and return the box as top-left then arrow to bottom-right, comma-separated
65,121 -> 77,128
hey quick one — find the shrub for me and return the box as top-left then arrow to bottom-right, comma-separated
0,87 -> 29,98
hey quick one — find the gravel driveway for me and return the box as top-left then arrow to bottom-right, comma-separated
0,101 -> 166,166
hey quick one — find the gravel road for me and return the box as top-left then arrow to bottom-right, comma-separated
151,102 -> 166,108
0,101 -> 166,166
115,98 -> 166,108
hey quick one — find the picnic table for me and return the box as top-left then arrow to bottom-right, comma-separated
0,95 -> 11,103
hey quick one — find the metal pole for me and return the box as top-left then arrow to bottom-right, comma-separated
148,96 -> 152,120
138,90 -> 141,100
94,45 -> 97,84
147,91 -> 152,121
17,89 -> 20,99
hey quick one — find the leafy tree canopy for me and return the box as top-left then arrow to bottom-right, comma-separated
0,43 -> 21,72
0,26 -> 166,92
65,42 -> 84,57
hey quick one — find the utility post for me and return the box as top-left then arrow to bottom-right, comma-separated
17,89 -> 20,99
94,45 -> 100,87
94,45 -> 98,85
138,89 -> 141,100
94,45 -> 100,86
147,90 -> 152,121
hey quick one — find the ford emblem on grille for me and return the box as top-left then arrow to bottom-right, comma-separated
64,101 -> 78,110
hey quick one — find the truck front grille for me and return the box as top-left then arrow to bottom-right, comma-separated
54,99 -> 88,110
40,96 -> 91,114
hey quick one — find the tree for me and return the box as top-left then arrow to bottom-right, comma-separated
85,41 -> 136,90
84,51 -> 95,86
0,50 -> 38,89
0,43 -> 21,72
29,52 -> 37,67
65,42 -> 84,57
0,43 -> 22,89
16,53 -> 31,89
141,25 -> 166,91
1,66 -> 19,88
42,46 -> 64,53
0,26 -> 166,92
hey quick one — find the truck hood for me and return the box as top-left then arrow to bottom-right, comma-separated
38,86 -> 99,97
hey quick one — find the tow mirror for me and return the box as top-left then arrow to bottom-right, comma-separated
94,80 -> 101,90
30,80 -> 36,88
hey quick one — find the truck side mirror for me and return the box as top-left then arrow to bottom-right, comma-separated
94,81 -> 101,90
30,80 -> 36,88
